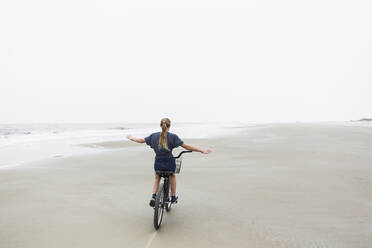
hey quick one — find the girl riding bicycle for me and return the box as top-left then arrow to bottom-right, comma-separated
126,118 -> 212,207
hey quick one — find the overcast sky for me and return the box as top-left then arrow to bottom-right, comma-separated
1,0 -> 371,123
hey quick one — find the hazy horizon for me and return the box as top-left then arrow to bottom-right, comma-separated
1,0 -> 371,123
0,119 -> 370,125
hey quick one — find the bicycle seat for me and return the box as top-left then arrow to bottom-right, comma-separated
156,170 -> 174,177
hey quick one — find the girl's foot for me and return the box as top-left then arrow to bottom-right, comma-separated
149,193 -> 156,207
171,195 -> 178,203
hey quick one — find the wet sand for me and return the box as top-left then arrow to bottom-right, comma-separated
1,123 -> 372,248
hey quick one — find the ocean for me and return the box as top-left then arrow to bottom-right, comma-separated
0,122 -> 244,168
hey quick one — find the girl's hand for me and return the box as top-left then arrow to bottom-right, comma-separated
126,134 -> 133,140
202,149 -> 212,154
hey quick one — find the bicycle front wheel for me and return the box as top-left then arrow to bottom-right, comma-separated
154,183 -> 164,230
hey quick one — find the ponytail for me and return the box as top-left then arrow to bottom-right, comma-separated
158,118 -> 171,150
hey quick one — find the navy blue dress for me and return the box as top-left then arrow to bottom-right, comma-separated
145,132 -> 184,172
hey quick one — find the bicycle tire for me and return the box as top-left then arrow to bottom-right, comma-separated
154,183 -> 164,230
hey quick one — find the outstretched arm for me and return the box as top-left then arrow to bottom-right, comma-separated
181,143 -> 212,154
126,135 -> 145,144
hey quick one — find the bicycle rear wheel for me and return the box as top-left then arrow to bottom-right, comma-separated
154,183 -> 164,230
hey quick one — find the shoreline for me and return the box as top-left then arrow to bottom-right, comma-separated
1,121 -> 371,170
0,122 -> 254,169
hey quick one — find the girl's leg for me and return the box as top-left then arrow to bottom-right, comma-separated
170,174 -> 176,196
152,173 -> 160,194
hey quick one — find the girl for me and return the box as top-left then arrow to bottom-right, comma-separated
126,118 -> 212,207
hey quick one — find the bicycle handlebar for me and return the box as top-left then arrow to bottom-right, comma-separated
173,150 -> 192,159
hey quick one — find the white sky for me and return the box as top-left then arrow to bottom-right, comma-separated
1,0 -> 371,123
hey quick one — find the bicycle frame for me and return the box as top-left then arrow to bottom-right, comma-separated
153,150 -> 192,230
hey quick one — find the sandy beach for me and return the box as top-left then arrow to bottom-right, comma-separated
1,123 -> 371,248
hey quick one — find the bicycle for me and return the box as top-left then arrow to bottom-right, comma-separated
153,150 -> 192,230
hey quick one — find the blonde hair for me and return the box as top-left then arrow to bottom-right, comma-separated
158,118 -> 171,150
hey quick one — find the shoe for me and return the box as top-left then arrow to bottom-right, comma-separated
171,195 -> 178,204
149,194 -> 156,207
